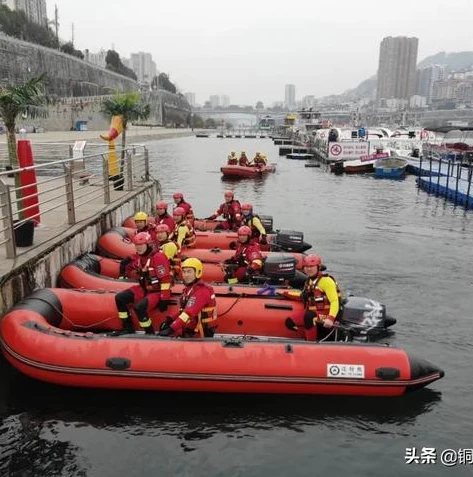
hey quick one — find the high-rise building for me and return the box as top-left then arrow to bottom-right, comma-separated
416,65 -> 445,104
376,36 -> 419,105
129,52 -> 157,84
185,92 -> 196,107
285,84 -> 296,108
209,95 -> 220,108
2,0 -> 47,26
220,95 -> 230,108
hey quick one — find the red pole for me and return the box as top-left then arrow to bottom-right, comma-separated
17,139 -> 41,225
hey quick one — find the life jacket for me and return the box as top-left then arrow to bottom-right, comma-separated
244,214 -> 263,239
227,156 -> 238,165
172,220 -> 196,249
179,281 -> 218,337
302,273 -> 342,317
135,250 -> 164,293
222,200 -> 241,224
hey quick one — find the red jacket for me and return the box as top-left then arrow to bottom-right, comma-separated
175,200 -> 195,222
155,213 -> 175,231
210,200 -> 242,226
170,281 -> 217,337
124,248 -> 172,299
231,241 -> 263,272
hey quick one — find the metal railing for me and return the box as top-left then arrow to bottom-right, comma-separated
0,144 -> 149,258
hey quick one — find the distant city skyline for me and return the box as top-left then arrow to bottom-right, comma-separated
45,0 -> 473,105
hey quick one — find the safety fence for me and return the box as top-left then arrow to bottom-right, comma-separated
0,143 -> 149,258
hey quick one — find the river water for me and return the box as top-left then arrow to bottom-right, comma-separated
1,136 -> 472,476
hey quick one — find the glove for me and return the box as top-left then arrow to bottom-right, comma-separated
260,235 -> 268,245
158,327 -> 174,337
159,316 -> 174,331
322,316 -> 335,328
157,301 -> 168,312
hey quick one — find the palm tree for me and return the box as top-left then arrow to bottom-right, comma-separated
0,75 -> 48,168
101,91 -> 150,160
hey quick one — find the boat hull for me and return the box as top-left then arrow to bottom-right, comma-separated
220,164 -> 276,178
0,293 -> 443,395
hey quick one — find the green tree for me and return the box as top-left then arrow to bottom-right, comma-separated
60,42 -> 84,59
255,101 -> 264,109
158,73 -> 177,94
101,91 -> 150,162
105,50 -> 137,80
204,118 -> 217,129
0,76 -> 48,218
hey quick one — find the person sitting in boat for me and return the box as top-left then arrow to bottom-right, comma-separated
158,258 -> 218,338
206,190 -> 242,231
252,152 -> 267,167
133,211 -> 157,242
172,191 -> 195,223
279,254 -> 342,342
155,200 -> 176,231
170,206 -> 196,250
241,203 -> 268,245
155,223 -> 181,280
238,151 -> 250,167
115,232 -> 172,334
224,225 -> 264,284
227,151 -> 238,165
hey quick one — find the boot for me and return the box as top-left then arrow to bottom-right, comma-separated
144,326 -> 154,335
118,311 -> 134,334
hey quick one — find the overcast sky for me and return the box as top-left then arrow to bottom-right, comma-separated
47,0 -> 473,106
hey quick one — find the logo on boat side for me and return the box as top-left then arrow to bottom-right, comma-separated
327,364 -> 365,378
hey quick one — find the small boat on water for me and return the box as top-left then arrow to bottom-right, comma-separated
0,288 -> 440,396
220,164 -> 276,178
374,157 -> 409,179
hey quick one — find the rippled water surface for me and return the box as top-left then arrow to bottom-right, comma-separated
1,136 -> 473,476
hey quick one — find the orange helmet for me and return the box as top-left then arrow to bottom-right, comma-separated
155,224 -> 170,233
156,201 -> 167,210
133,232 -> 152,245
173,207 -> 185,217
173,192 -> 183,200
238,225 -> 252,236
302,254 -> 322,267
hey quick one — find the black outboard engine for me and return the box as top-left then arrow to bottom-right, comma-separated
339,296 -> 396,341
270,229 -> 312,253
259,215 -> 274,233
263,254 -> 296,284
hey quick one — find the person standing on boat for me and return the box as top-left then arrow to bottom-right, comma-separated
238,151 -> 250,167
158,258 -> 218,338
241,203 -> 268,245
279,254 -> 342,341
170,207 -> 196,250
172,192 -> 195,223
206,190 -> 242,230
115,232 -> 172,334
155,223 -> 181,280
227,151 -> 238,165
224,225 -> 264,284
155,201 -> 176,231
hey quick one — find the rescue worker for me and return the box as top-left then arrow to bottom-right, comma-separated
155,223 -> 181,279
133,211 -> 157,242
206,190 -> 242,231
279,254 -> 342,342
170,206 -> 196,250
238,151 -> 250,167
158,258 -> 218,338
227,151 -> 238,165
252,152 -> 267,167
172,191 -> 195,223
224,225 -> 263,284
115,232 -> 172,334
241,203 -> 268,245
155,200 -> 176,231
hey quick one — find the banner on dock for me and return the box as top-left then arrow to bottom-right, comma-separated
328,142 -> 369,159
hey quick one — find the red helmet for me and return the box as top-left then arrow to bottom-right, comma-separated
241,203 -> 253,211
173,207 -> 185,217
302,254 -> 322,267
133,232 -> 152,245
224,190 -> 234,198
155,224 -> 170,233
173,192 -> 183,200
238,225 -> 251,236
156,201 -> 167,210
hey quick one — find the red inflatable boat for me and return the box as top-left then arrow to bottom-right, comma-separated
220,164 -> 276,178
58,254 -> 395,342
0,288 -> 443,396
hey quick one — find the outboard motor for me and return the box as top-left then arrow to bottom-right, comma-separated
259,215 -> 274,233
339,296 -> 396,341
263,254 -> 296,283
270,229 -> 312,253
